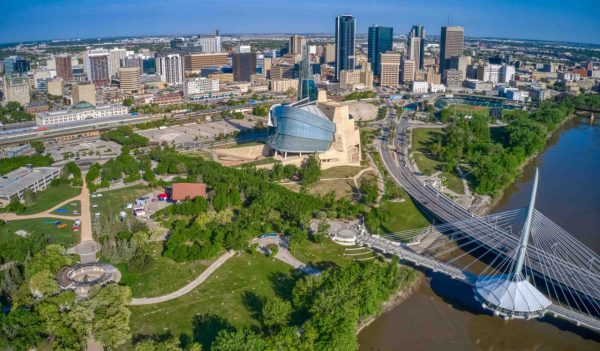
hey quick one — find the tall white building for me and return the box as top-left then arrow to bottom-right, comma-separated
477,64 -> 502,83
196,32 -> 221,53
500,65 -> 516,84
109,48 -> 127,77
156,54 -> 183,85
184,77 -> 219,96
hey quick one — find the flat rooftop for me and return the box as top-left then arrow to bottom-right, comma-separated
0,166 -> 61,195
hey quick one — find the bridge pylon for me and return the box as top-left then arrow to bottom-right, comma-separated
473,168 -> 552,320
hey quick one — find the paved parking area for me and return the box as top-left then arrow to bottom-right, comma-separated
45,138 -> 122,161
137,119 -> 259,144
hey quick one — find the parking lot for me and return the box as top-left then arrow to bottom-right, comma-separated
136,119 -> 260,145
45,138 -> 122,161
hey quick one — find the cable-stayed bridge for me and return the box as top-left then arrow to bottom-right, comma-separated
366,103 -> 600,333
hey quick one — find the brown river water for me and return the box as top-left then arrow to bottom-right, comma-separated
359,117 -> 600,350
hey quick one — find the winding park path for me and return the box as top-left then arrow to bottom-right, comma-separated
129,250 -> 235,305
129,236 -> 311,306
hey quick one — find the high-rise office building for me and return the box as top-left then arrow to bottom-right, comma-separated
86,52 -> 110,86
289,35 -> 307,56
323,44 -> 336,64
335,15 -> 356,80
183,53 -> 228,75
109,48 -> 127,77
449,55 -> 467,79
2,77 -> 30,106
298,46 -> 318,102
440,26 -> 464,75
379,52 -> 401,87
3,56 -> 30,76
72,82 -> 97,106
367,26 -> 393,76
401,58 -> 415,84
196,30 -> 221,53
408,25 -> 425,70
118,67 -> 142,94
55,55 -> 73,80
500,65 -> 516,83
142,58 -> 156,74
232,53 -> 257,82
156,54 -> 184,85
476,64 -> 501,83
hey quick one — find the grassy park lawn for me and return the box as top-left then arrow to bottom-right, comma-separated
129,252 -> 293,338
378,196 -> 430,234
411,128 -> 465,195
90,184 -> 151,218
50,200 -> 80,216
0,218 -> 79,247
116,243 -> 213,298
19,183 -> 81,215
320,166 -> 367,179
292,237 -> 373,268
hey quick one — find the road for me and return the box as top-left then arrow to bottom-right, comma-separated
377,98 -> 600,315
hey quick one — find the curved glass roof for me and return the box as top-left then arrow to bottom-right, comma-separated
266,105 -> 335,153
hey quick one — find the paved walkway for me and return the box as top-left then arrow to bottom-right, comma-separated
1,176 -> 99,262
129,250 -> 235,305
255,236 -> 307,269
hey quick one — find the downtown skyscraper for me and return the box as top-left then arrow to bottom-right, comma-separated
440,26 -> 464,75
335,15 -> 356,80
408,25 -> 425,70
368,25 -> 393,76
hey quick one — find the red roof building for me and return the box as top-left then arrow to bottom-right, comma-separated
171,183 -> 207,202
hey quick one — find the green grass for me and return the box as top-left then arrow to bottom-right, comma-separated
238,157 -> 276,167
50,200 -> 80,216
411,128 -> 465,195
20,183 -> 81,215
378,198 -> 430,234
215,141 -> 265,149
0,218 -> 79,248
116,243 -> 212,298
292,237 -> 373,268
445,104 -> 490,119
129,252 -> 293,338
91,184 -> 151,218
321,166 -> 367,179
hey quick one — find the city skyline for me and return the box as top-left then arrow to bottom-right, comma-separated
2,0 -> 600,45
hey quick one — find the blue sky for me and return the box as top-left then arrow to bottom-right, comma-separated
2,0 -> 600,44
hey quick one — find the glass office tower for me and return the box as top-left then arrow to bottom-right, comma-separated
368,26 -> 393,76
335,15 -> 356,80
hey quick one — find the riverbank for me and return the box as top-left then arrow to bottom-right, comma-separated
485,112 -> 578,213
356,271 -> 425,334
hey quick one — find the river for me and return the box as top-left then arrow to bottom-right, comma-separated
359,116 -> 600,350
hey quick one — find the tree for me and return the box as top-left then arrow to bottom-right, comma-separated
299,155 -> 321,186
26,244 -> 72,277
31,140 -> 45,154
261,296 -> 291,332
211,329 -> 269,351
28,270 -> 60,298
359,179 -> 378,205
123,97 -> 134,107
0,308 -> 45,350
22,189 -> 37,206
270,162 -> 284,181
89,284 -> 132,349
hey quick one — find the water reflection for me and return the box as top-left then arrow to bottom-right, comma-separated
359,118 -> 600,350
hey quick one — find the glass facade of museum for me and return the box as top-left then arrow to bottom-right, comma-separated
266,105 -> 335,153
